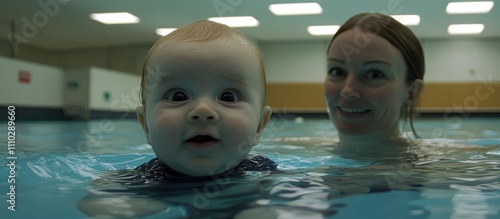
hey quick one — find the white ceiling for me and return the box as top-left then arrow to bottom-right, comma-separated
1,0 -> 499,51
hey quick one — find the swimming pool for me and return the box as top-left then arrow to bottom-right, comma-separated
1,116 -> 499,218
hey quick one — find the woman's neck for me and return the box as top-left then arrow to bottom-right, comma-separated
335,129 -> 411,154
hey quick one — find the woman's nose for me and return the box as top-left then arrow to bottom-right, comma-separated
340,75 -> 361,99
187,101 -> 219,122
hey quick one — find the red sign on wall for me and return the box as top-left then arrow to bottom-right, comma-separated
18,70 -> 31,84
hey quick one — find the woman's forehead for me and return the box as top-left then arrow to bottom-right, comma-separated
328,29 -> 405,67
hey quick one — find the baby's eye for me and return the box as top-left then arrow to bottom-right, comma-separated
328,68 -> 347,77
366,70 -> 386,79
166,90 -> 189,102
218,91 -> 239,103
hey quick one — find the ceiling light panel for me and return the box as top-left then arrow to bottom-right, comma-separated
446,1 -> 494,14
448,24 -> 485,34
269,3 -> 323,16
307,25 -> 340,36
207,16 -> 259,27
90,12 -> 140,24
156,28 -> 177,36
391,15 -> 420,26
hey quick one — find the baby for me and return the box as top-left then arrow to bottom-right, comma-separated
135,20 -> 276,181
79,20 -> 276,218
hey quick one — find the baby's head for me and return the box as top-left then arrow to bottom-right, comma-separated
140,20 -> 267,108
137,20 -> 272,176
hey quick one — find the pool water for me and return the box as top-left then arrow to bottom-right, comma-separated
1,117 -> 499,219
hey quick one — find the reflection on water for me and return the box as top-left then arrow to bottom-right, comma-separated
0,118 -> 499,218
0,120 -> 149,154
451,184 -> 499,219
2,144 -> 498,218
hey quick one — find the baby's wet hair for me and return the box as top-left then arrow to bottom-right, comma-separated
140,20 -> 267,108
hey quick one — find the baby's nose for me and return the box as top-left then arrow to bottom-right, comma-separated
187,102 -> 218,122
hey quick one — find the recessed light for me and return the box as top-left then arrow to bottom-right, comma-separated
90,12 -> 140,24
391,15 -> 420,26
448,24 -> 485,34
207,16 -> 259,27
269,3 -> 323,16
446,1 -> 494,14
307,25 -> 340,36
155,28 -> 177,36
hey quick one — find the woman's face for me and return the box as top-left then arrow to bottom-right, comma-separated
325,28 -> 411,137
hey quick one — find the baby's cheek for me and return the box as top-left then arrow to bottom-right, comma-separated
153,108 -> 185,125
227,115 -> 250,132
226,114 -> 257,144
149,113 -> 182,140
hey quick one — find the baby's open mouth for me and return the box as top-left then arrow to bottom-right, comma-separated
186,135 -> 219,144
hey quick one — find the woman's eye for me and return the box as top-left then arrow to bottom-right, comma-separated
328,68 -> 346,77
167,91 -> 188,102
219,91 -> 239,102
366,70 -> 386,79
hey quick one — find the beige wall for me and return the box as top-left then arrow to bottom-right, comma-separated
266,83 -> 500,113
419,82 -> 500,112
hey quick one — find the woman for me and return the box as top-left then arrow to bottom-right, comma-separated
324,12 -> 424,156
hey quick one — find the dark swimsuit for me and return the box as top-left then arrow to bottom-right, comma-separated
85,155 -> 278,218
132,154 -> 277,183
93,154 -> 276,188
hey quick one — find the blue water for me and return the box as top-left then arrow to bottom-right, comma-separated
1,117 -> 499,219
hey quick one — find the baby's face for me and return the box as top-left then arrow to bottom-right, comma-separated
140,38 -> 269,176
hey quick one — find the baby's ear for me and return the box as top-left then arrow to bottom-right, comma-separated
255,106 -> 272,142
136,106 -> 150,144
